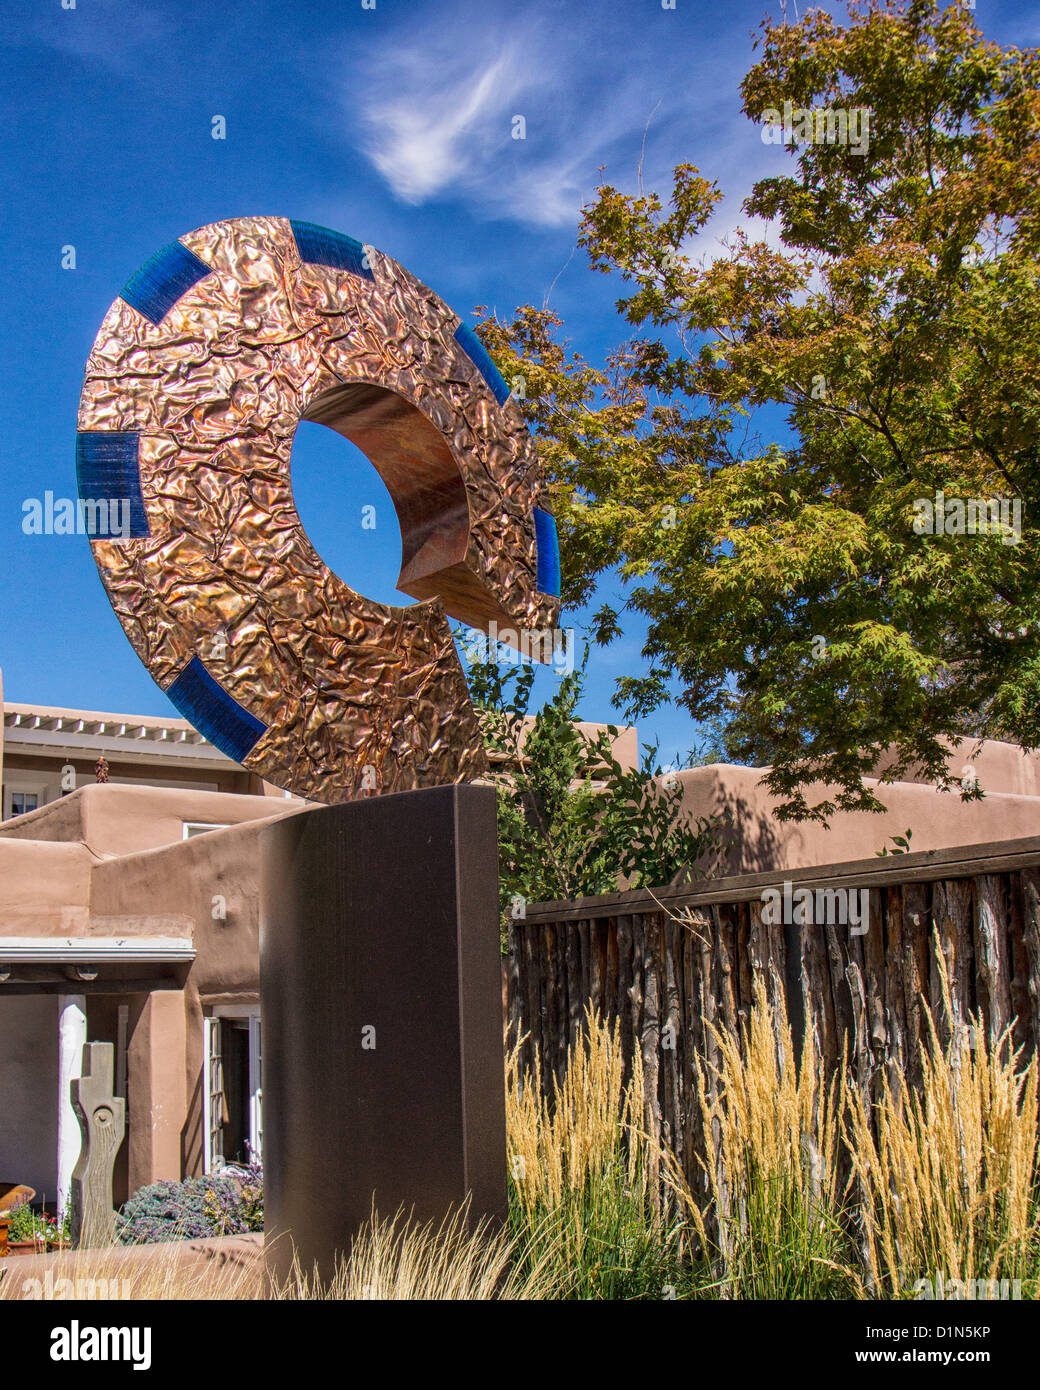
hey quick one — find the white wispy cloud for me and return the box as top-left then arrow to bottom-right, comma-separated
361,40 -> 525,205
350,8 -> 738,229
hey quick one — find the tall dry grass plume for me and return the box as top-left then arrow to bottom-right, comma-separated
275,1205 -> 560,1300
506,1005 -> 694,1298
693,976 -> 858,1298
507,1007 -> 644,1210
845,933 -> 1040,1297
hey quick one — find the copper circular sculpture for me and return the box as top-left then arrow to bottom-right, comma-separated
75,216 -> 561,801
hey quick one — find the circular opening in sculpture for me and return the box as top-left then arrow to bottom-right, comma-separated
298,382 -> 492,629
290,420 -> 417,608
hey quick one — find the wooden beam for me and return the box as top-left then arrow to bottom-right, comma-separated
0,977 -> 179,995
519,834 -> 1040,924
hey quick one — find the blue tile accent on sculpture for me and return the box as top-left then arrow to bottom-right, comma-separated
453,323 -> 511,405
120,241 -> 214,326
533,507 -> 561,597
166,657 -> 267,763
290,220 -> 375,280
75,431 -> 150,539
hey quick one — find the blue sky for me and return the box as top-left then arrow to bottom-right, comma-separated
2,0 -> 1037,768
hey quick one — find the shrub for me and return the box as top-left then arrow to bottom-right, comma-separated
117,1163 -> 263,1244
205,1163 -> 263,1235
462,641 -> 724,936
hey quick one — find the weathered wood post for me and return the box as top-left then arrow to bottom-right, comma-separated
69,1042 -> 126,1249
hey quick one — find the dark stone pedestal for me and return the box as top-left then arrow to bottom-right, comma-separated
259,783 -> 506,1286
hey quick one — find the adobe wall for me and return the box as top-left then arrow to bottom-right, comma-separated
0,782 -> 293,858
86,816 -> 285,987
2,1232 -> 264,1298
871,737 -> 1040,798
0,840 -> 93,935
0,785 -> 299,1191
87,813 -> 302,1183
673,749 -> 1040,876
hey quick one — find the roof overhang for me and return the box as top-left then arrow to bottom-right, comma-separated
0,936 -> 195,965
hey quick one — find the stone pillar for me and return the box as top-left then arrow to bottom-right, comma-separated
260,784 -> 506,1286
57,994 -> 86,1219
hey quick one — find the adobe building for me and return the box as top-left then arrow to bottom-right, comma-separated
1,666 -> 1037,1213
0,782 -> 297,1209
0,675 -> 637,1211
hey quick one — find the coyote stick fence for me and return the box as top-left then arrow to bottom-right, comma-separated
507,835 -> 1040,1186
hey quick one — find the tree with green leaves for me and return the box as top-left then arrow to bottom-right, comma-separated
477,0 -> 1040,822
461,638 -> 721,932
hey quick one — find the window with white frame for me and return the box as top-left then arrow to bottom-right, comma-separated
3,772 -> 52,820
183,821 -> 230,839
203,1007 -> 261,1173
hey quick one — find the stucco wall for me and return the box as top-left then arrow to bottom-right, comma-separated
86,816 -> 299,1182
86,816 -> 281,987
871,737 -> 1040,798
0,840 -> 92,935
0,783 -> 293,859
0,785 -> 293,937
672,761 -> 1040,875
0,787 -> 297,1192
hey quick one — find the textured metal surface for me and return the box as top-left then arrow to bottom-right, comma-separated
76,216 -> 560,801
